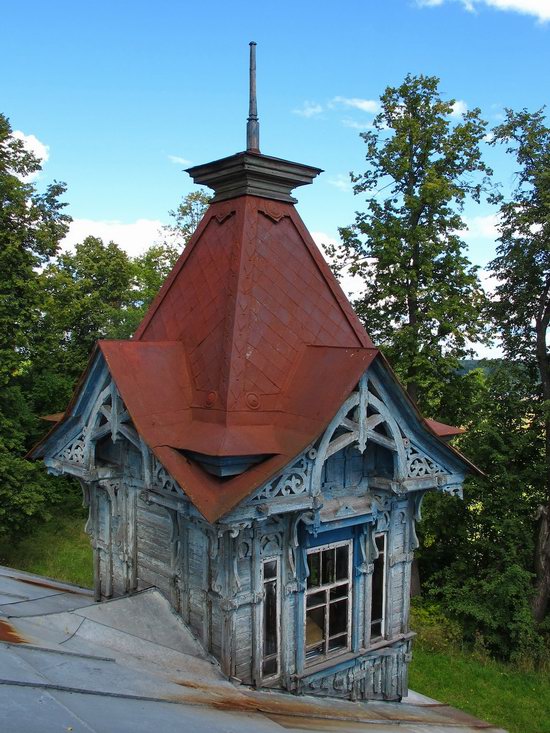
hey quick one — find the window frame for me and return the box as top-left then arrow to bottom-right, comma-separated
304,539 -> 353,665
260,555 -> 281,680
370,532 -> 387,642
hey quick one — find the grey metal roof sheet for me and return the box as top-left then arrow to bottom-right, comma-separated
0,566 -> 507,733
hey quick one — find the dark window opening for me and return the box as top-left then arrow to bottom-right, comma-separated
370,533 -> 386,640
305,541 -> 352,664
262,558 -> 279,678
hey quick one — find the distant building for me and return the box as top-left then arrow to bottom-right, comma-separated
31,44 -> 473,702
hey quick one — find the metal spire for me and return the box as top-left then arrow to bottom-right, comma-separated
246,41 -> 260,153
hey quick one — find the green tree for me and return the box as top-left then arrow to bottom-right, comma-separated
489,108 -> 550,623
419,361 -> 546,660
333,75 -> 492,413
162,189 -> 211,249
26,233 -> 192,422
132,242 -> 180,317
27,236 -> 137,419
0,113 -> 71,538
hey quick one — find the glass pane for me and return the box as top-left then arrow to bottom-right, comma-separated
372,552 -> 385,634
329,598 -> 348,637
306,644 -> 323,660
307,552 -> 320,588
336,545 -> 349,580
306,605 -> 325,649
328,633 -> 347,651
264,579 -> 277,656
306,590 -> 326,608
371,620 -> 382,638
375,534 -> 385,554
262,656 -> 277,676
322,548 -> 335,585
330,583 -> 348,601
263,560 -> 277,580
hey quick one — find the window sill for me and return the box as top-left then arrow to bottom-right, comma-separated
297,632 -> 416,679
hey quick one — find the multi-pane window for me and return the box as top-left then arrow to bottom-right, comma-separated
370,533 -> 386,639
305,540 -> 352,663
262,558 -> 279,677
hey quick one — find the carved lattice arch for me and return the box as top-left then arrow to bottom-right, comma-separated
312,374 -> 407,489
86,378 -> 140,468
54,377 -> 140,474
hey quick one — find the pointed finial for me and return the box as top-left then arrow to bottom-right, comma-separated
246,41 -> 260,153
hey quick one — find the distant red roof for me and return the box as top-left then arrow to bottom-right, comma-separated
98,195 -> 376,521
424,418 -> 465,438
41,413 -> 64,423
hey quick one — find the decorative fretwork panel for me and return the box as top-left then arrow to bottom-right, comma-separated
59,430 -> 87,466
312,373 -> 408,489
151,457 -> 181,495
51,376 -> 138,475
250,452 -> 314,503
405,441 -> 446,478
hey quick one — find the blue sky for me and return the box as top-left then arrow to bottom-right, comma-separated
2,0 -> 549,272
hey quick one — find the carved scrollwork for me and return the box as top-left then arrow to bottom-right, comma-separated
372,492 -> 393,512
250,453 -> 312,503
152,458 -> 180,495
442,484 -> 463,499
60,430 -> 87,466
261,532 -> 282,556
405,441 -> 446,478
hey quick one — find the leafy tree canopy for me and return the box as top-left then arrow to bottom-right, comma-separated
332,74 -> 492,412
488,108 -> 550,623
0,113 -> 72,538
162,189 -> 211,249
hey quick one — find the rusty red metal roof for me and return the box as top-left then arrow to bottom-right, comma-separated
30,153 -> 477,520
98,193 -> 377,521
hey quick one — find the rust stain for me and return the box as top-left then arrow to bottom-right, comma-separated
0,619 -> 27,644
166,684 -> 496,729
168,685 -> 393,723
173,679 -> 211,690
8,575 -> 88,595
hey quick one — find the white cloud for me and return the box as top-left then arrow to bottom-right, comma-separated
417,0 -> 550,21
61,218 -> 165,258
168,154 -> 192,165
451,100 -> 468,117
11,130 -> 50,181
332,96 -> 379,114
462,213 -> 501,240
293,101 -> 323,118
342,118 -> 372,130
478,0 -> 550,20
458,212 -> 501,267
326,174 -> 352,192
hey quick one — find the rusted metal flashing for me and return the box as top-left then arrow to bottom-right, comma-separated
0,620 -> 26,644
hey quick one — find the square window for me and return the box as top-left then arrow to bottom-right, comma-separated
305,540 -> 352,665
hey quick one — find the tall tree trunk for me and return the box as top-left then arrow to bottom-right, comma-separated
533,504 -> 550,623
407,380 -> 418,405
532,297 -> 550,623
